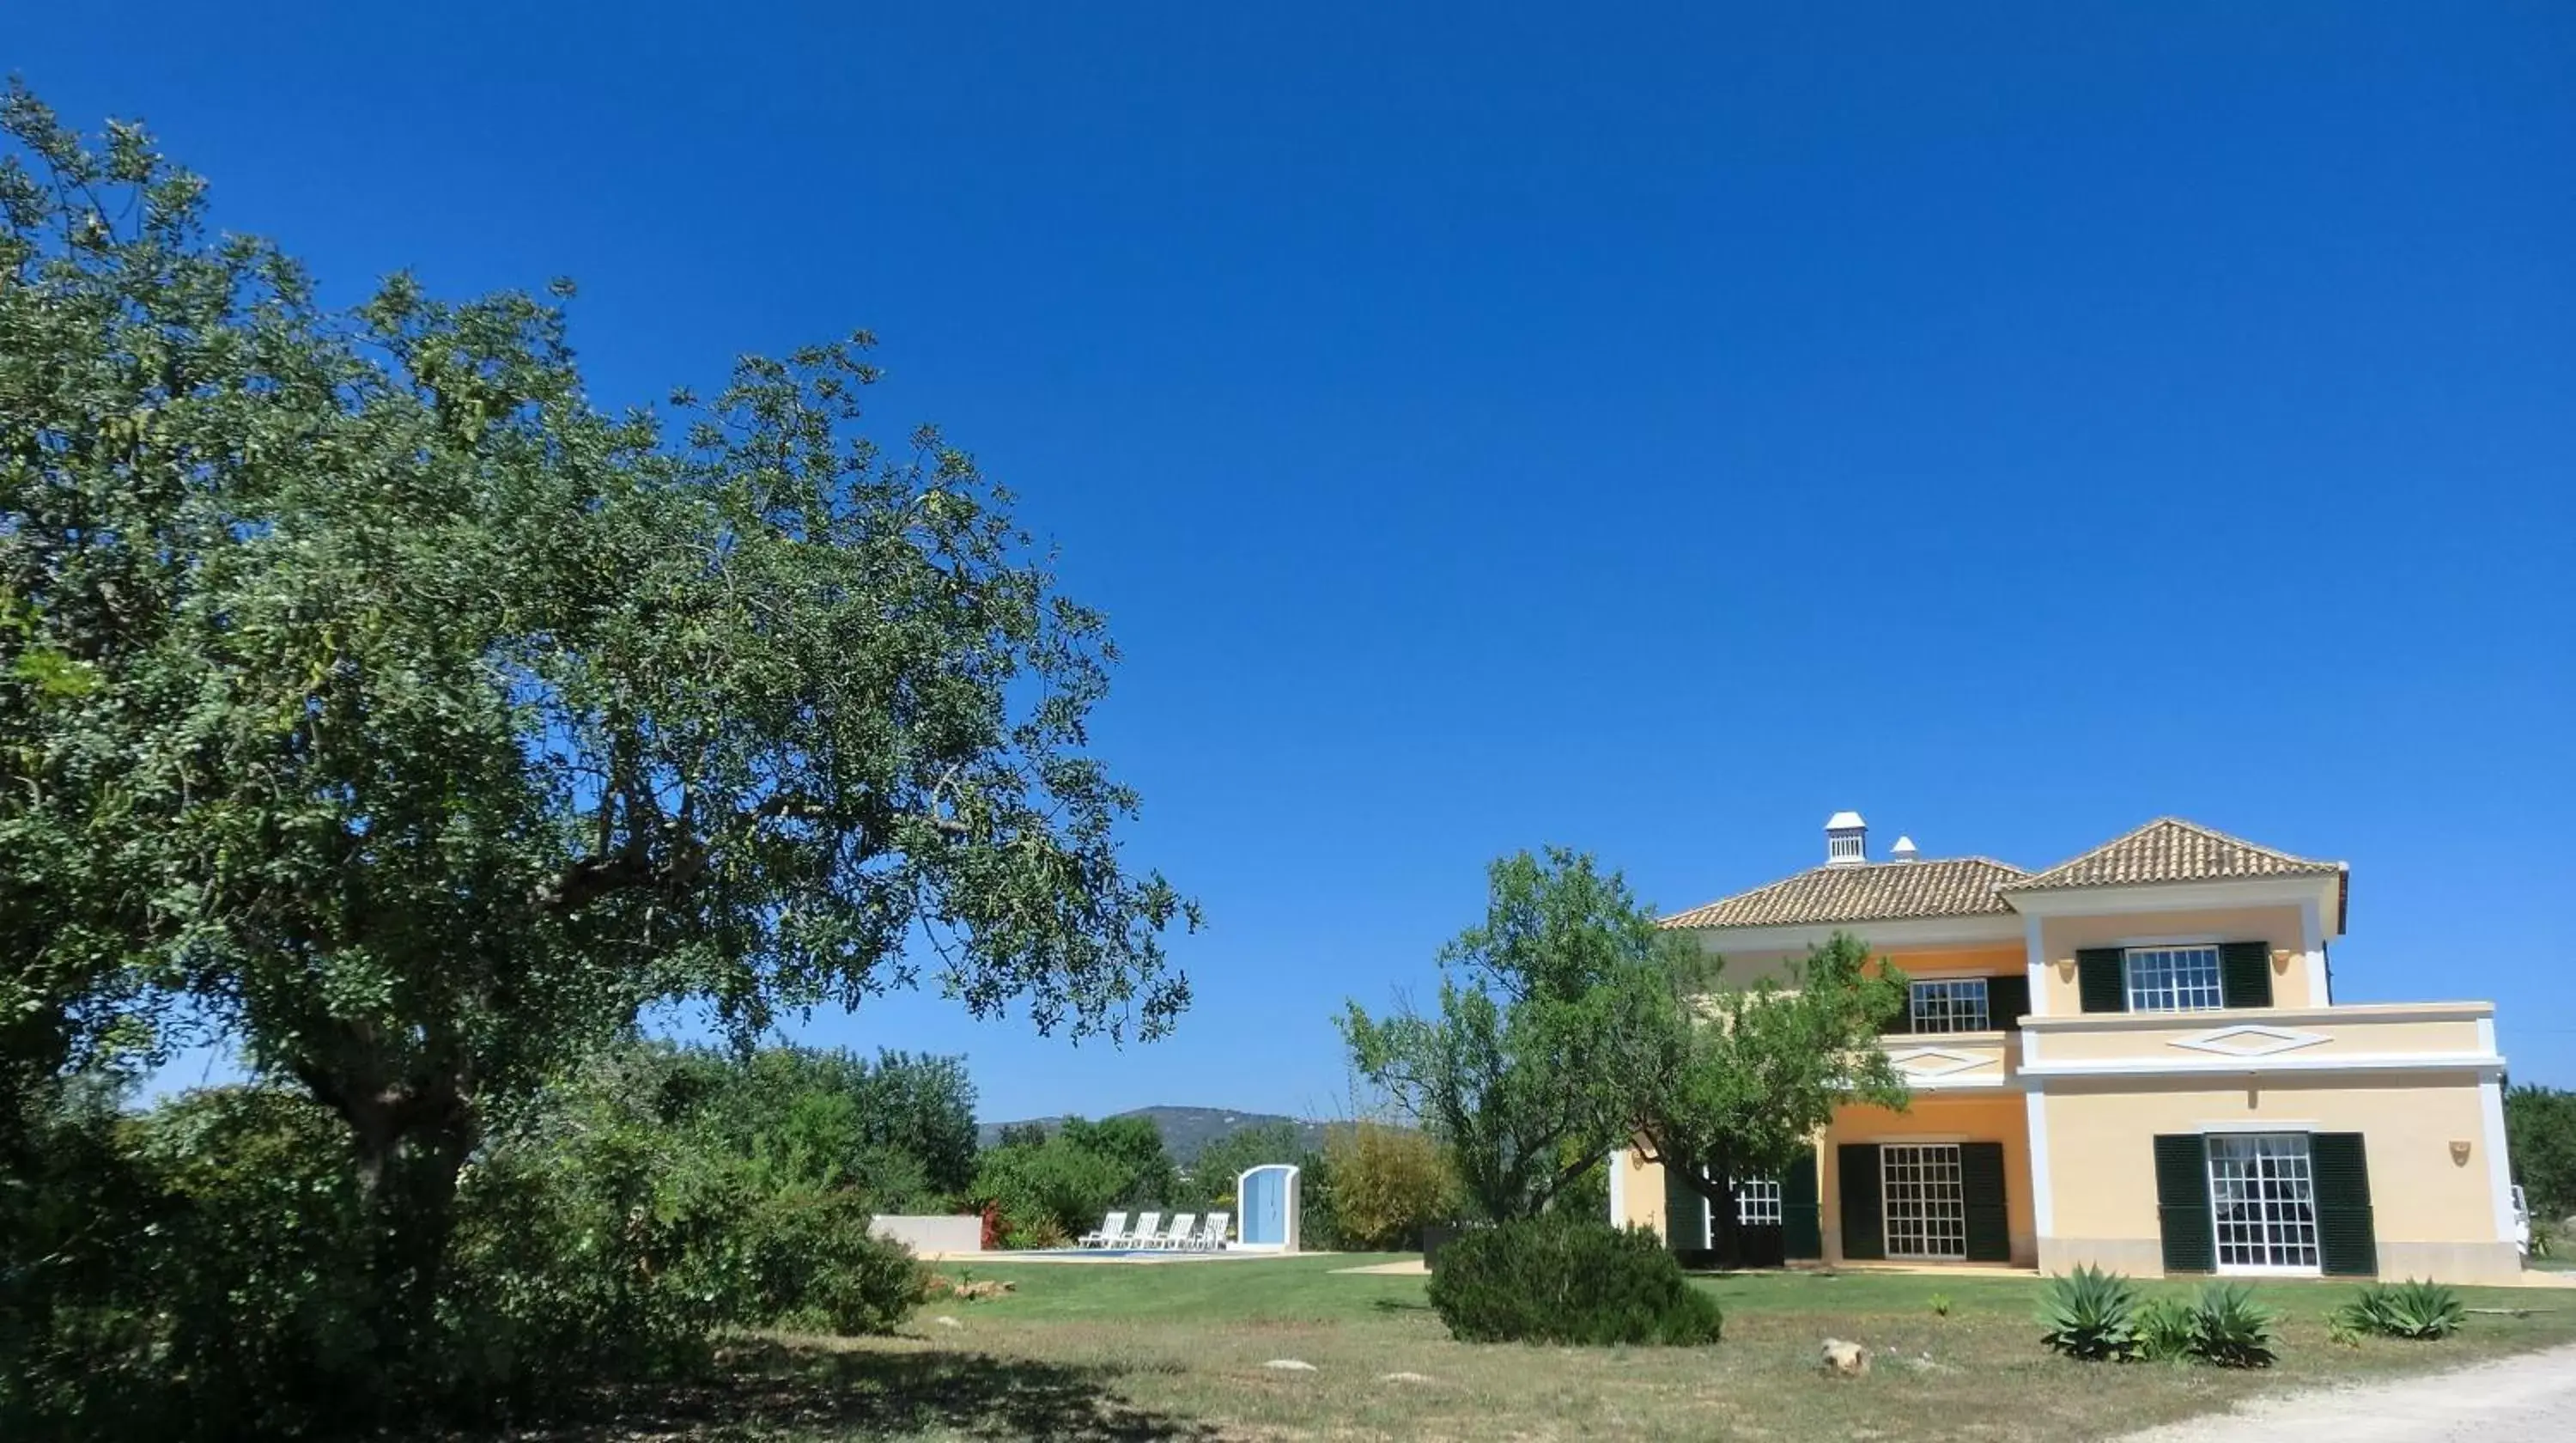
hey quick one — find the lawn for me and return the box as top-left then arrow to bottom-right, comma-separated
496,1257 -> 2576,1443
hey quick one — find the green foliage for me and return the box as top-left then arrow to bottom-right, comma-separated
1176,1121 -> 1311,1213
646,1043 -> 978,1209
2506,1084 -> 2576,1215
1,83 -> 1185,1425
973,1114 -> 1181,1241
2037,1266 -> 2140,1361
1340,849 -> 1673,1221
1321,1121 -> 1457,1250
1427,1215 -> 1722,1346
1929,1293 -> 1953,1318
1630,932 -> 1910,1263
2135,1294 -> 2197,1362
2183,1283 -> 2279,1368
2333,1280 -> 2465,1342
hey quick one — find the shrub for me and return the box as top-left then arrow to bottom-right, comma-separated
1929,1293 -> 1953,1318
1425,1214 -> 1722,1346
2037,1266 -> 2139,1361
2184,1282 -> 2278,1368
1322,1122 -> 1455,1251
2135,1294 -> 2196,1362
2333,1279 -> 2464,1341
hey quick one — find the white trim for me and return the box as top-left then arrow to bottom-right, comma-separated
2002,875 -> 2342,919
2206,1131 -> 2324,1275
2021,1002 -> 2494,1031
2479,1077 -> 2516,1244
1608,1147 -> 1627,1227
1671,914 -> 2025,953
2166,1025 -> 2332,1058
2025,1088 -> 2055,1236
2023,1051 -> 2503,1079
2300,898 -> 2330,1006
2114,932 -> 2224,947
2218,1263 -> 2324,1278
2479,1017 -> 2499,1055
2023,916 -> 2049,1020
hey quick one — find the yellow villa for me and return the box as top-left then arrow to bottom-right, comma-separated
1611,813 -> 2524,1284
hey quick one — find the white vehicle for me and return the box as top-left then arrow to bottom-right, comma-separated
2510,1184 -> 2531,1257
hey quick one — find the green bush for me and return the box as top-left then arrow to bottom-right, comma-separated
2135,1294 -> 2196,1362
2333,1280 -> 2464,1342
1425,1215 -> 1722,1346
2184,1282 -> 2278,1368
2037,1266 -> 2140,1361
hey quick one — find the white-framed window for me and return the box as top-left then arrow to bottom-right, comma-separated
1881,1143 -> 1965,1260
2208,1133 -> 2319,1274
2125,945 -> 2224,1013
1735,1178 -> 1783,1227
1910,978 -> 1990,1032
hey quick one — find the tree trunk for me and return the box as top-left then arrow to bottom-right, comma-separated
1707,1138 -> 1743,1269
316,1062 -> 481,1399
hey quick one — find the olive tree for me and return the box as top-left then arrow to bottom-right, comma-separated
0,83 -> 1194,1382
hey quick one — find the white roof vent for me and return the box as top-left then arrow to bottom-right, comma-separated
1890,836 -> 1920,862
1824,811 -> 1868,868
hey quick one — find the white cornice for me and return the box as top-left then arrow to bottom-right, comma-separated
1676,913 -> 2025,956
2002,874 -> 2343,929
2020,1051 -> 2504,1079
2019,1001 -> 2493,1032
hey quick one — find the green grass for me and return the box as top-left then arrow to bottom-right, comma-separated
477,1257 -> 2576,1442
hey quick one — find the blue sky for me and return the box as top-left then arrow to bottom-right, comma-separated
24,3 -> 2572,1119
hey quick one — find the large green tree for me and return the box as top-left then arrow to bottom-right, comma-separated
2506,1083 -> 2576,1217
1339,849 -> 1668,1221
1621,931 -> 1910,1264
1,85 -> 1193,1384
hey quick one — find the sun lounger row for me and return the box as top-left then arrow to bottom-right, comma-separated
1077,1209 -> 1229,1250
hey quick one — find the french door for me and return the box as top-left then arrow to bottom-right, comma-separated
1880,1143 -> 1966,1260
2207,1133 -> 2321,1273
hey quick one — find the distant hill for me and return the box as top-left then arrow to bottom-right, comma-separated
976,1105 -> 1334,1165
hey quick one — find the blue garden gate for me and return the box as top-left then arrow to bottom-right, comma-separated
1236,1163 -> 1301,1251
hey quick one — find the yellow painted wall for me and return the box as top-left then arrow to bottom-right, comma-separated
2036,904 -> 2318,1012
2039,1073 -> 2515,1282
1823,1093 -> 2034,1266
2031,1010 -> 2485,1064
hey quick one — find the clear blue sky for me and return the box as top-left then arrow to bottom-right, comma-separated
21,3 -> 2573,1119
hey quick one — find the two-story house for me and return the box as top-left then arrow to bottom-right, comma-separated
1610,813 -> 2521,1284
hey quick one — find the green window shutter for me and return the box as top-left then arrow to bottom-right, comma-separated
2312,1133 -> 2379,1277
1662,1155 -> 1708,1252
2077,948 -> 2129,1013
1961,1141 -> 2011,1262
2154,1134 -> 2215,1273
2218,941 -> 2274,1008
1985,973 -> 2031,1030
1783,1149 -> 1822,1260
1838,1143 -> 1884,1261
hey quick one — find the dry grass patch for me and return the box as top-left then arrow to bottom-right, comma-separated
444,1257 -> 2576,1442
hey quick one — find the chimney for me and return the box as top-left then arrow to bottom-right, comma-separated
1824,811 -> 1868,868
1889,835 -> 1920,863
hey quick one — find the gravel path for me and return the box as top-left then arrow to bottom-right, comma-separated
2114,1344 -> 2576,1443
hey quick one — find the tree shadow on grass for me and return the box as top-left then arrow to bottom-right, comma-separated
1370,1297 -> 1437,1315
491,1341 -> 1225,1442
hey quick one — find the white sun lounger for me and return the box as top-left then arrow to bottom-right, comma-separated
1078,1210 -> 1130,1249
1159,1213 -> 1198,1251
1194,1211 -> 1231,1251
1123,1210 -> 1164,1251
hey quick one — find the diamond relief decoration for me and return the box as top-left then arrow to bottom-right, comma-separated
2167,1025 -> 2330,1058
1886,1047 -> 1996,1080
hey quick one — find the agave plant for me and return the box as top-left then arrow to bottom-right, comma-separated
2187,1282 -> 2278,1368
2038,1265 -> 2140,1361
2135,1294 -> 2196,1362
2335,1279 -> 2465,1341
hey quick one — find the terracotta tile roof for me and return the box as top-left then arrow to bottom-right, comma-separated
1661,857 -> 2029,930
1997,817 -> 2343,893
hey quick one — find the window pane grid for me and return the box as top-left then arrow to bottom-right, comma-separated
2208,1134 -> 2319,1271
2126,946 -> 2224,1013
1881,1143 -> 1965,1260
1910,978 -> 1991,1033
1736,1179 -> 1783,1227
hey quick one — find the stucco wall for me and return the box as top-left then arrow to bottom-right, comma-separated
2037,1072 -> 2516,1283
1824,1094 -> 2035,1266
871,1214 -> 983,1255
2036,904 -> 2318,1012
